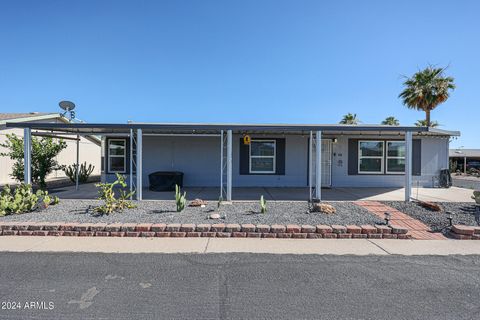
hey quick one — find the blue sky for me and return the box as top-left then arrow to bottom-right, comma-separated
0,0 -> 478,148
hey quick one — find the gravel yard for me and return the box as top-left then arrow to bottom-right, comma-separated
383,201 -> 480,232
0,199 -> 383,226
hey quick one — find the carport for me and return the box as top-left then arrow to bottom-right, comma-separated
7,121 -> 454,202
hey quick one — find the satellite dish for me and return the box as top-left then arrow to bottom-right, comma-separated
59,100 -> 76,112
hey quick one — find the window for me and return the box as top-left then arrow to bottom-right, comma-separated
108,139 -> 126,173
386,141 -> 405,174
249,140 -> 276,173
358,141 -> 384,173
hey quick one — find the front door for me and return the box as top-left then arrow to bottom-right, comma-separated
321,139 -> 332,187
309,138 -> 332,188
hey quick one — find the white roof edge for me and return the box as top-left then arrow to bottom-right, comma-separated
427,128 -> 461,137
0,113 -> 63,125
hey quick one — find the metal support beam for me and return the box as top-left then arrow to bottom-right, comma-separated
220,130 -> 224,199
315,131 -> 322,201
75,134 -> 80,190
405,131 -> 413,202
129,129 -> 134,198
464,156 -> 467,175
308,131 -> 313,202
23,128 -> 31,184
136,128 -> 143,201
226,130 -> 232,201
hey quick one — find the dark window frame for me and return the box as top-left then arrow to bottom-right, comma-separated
353,139 -> 416,176
249,139 -> 276,174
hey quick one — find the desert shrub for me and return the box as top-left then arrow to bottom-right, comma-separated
63,162 -> 95,183
94,174 -> 136,214
449,159 -> 458,173
473,190 -> 480,205
0,184 -> 59,216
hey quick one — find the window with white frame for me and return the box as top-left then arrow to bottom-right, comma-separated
108,139 -> 126,173
249,140 -> 276,173
386,141 -> 406,174
358,141 -> 384,174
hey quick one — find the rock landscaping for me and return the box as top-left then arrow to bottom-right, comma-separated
0,199 -> 383,226
382,201 -> 479,233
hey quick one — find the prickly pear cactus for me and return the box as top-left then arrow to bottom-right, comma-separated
0,183 -> 59,216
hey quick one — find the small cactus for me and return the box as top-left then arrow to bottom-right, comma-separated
175,184 -> 187,212
260,195 -> 267,214
63,162 -> 95,183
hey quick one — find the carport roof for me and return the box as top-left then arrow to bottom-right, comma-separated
449,149 -> 480,157
6,122 -> 460,136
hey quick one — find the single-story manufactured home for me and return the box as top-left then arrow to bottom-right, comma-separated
5,121 -> 459,201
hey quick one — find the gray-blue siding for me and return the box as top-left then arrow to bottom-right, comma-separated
101,134 -> 449,188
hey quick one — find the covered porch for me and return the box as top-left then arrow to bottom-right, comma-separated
7,121 -> 459,202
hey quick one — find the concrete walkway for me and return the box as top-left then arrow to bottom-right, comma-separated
1,236 -> 480,255
355,201 -> 447,240
49,183 -> 474,202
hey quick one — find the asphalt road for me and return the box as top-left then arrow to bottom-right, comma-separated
0,253 -> 479,320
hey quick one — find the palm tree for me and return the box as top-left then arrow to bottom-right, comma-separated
415,119 -> 439,127
381,116 -> 400,126
399,66 -> 455,127
339,113 -> 359,125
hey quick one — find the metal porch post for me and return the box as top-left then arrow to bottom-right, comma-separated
129,129 -> 133,198
308,131 -> 313,202
226,130 -> 232,201
405,131 -> 413,202
315,130 -> 322,201
220,130 -> 224,199
75,134 -> 80,190
23,128 -> 31,184
464,156 -> 467,174
136,128 -> 143,200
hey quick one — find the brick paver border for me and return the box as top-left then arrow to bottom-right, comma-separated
0,221 -> 411,239
449,225 -> 480,240
354,201 -> 447,240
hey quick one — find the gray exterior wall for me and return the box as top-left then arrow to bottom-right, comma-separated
233,134 -> 308,187
142,135 -> 220,187
330,135 -> 449,187
102,133 -> 449,188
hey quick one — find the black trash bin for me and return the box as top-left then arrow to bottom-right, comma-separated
439,169 -> 452,188
148,171 -> 184,191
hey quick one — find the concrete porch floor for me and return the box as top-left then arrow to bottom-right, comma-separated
48,183 -> 474,202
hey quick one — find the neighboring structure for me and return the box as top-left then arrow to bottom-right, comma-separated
6,121 -> 459,201
0,113 -> 101,185
449,149 -> 480,173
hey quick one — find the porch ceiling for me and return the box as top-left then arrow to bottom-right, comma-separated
5,122 -> 459,137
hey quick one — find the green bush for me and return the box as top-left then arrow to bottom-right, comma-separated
63,162 -> 95,183
0,184 -> 59,216
94,174 -> 136,214
0,133 -> 67,189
